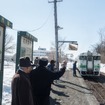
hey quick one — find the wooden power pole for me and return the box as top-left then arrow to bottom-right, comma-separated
48,0 -> 63,70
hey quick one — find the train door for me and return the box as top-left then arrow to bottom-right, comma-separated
93,56 -> 101,76
79,56 -> 87,75
87,55 -> 94,71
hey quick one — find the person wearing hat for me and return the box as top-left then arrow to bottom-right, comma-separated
47,60 -> 56,71
30,58 -> 67,105
11,57 -> 36,105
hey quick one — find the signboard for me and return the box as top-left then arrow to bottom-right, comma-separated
16,31 -> 38,70
0,27 -> 3,71
0,15 -> 12,28
21,36 -> 33,59
0,15 -> 13,105
69,44 -> 78,50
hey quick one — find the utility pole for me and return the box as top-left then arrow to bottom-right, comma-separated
48,0 -> 63,70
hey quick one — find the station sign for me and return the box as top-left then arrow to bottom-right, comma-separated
58,40 -> 78,51
0,15 -> 13,28
21,36 -> 33,58
69,43 -> 78,50
0,15 -> 13,105
16,31 -> 38,70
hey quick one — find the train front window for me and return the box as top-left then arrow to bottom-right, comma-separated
79,56 -> 87,60
93,56 -> 101,60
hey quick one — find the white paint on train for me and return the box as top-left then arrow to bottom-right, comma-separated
77,51 -> 101,76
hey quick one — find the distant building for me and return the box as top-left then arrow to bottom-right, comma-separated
33,47 -> 50,59
33,47 -> 56,61
11,47 -> 66,63
11,48 -> 54,63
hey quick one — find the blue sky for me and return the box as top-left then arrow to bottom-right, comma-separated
1,0 -> 105,57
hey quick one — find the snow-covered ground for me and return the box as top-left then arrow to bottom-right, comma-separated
100,64 -> 105,73
2,62 -> 15,105
2,61 -> 105,104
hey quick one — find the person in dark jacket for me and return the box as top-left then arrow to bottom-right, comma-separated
11,57 -> 36,105
30,58 -> 67,105
34,57 -> 39,67
73,61 -> 77,76
47,60 -> 56,71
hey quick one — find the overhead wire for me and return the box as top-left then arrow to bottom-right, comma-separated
10,6 -> 53,32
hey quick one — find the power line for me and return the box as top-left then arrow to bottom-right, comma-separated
9,7 -> 53,32
28,7 -> 53,32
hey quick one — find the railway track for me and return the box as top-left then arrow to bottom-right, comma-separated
83,74 -> 105,105
90,82 -> 105,104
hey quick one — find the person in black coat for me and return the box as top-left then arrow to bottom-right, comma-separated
11,57 -> 36,105
47,60 -> 56,71
73,61 -> 77,76
30,58 -> 67,105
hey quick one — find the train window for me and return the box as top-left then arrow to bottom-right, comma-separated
93,56 -> 101,60
79,56 -> 87,60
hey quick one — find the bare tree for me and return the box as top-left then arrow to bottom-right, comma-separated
91,28 -> 105,63
49,37 -> 67,62
5,34 -> 15,53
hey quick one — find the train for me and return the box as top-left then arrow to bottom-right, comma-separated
77,51 -> 101,76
